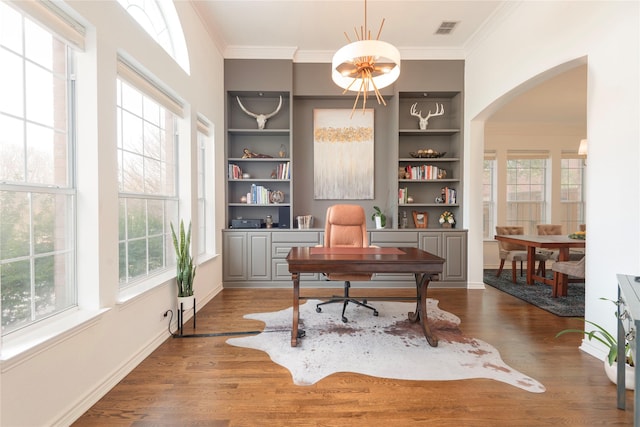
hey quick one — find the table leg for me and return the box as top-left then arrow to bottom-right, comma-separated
291,272 -> 300,347
526,247 -> 536,285
408,272 -> 438,347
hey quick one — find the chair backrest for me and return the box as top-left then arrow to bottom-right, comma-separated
536,224 -> 563,235
495,226 -> 525,252
324,205 -> 368,248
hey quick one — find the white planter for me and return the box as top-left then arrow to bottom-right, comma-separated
374,216 -> 383,229
177,295 -> 195,311
603,359 -> 635,390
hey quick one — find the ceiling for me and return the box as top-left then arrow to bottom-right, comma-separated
191,0 -> 586,124
192,0 -> 506,60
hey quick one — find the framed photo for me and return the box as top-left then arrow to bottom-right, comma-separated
412,211 -> 428,228
313,108 -> 374,200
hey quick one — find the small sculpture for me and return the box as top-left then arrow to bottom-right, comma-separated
241,148 -> 272,159
410,102 -> 445,130
236,95 -> 283,130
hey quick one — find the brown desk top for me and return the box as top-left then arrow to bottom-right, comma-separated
286,246 -> 444,274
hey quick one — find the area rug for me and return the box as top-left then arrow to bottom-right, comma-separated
483,269 -> 584,317
226,299 -> 545,393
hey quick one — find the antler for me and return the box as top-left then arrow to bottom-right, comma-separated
410,103 -> 424,120
425,103 -> 445,122
236,96 -> 283,130
410,102 -> 444,130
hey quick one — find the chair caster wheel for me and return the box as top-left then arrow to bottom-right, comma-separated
363,299 -> 368,304
341,316 -> 348,323
316,307 -> 322,313
373,310 -> 379,316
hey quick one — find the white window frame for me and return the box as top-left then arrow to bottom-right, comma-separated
482,153 -> 497,240
0,1 -> 79,338
560,156 -> 586,233
116,64 -> 182,289
506,152 -> 549,235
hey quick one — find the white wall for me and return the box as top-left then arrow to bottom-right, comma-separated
0,1 -> 225,425
465,1 -> 639,358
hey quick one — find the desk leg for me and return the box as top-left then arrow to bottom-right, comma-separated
291,272 -> 300,347
408,273 -> 438,347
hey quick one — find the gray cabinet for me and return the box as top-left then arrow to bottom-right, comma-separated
271,231 -> 321,281
370,231 -> 418,284
223,231 -> 271,282
419,230 -> 467,283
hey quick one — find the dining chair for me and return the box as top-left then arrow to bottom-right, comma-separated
551,256 -> 585,297
495,226 -> 547,283
315,204 -> 379,322
536,223 -> 584,261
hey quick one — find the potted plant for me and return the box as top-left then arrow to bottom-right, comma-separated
439,211 -> 455,228
556,298 -> 635,389
170,219 -> 196,308
371,206 -> 386,229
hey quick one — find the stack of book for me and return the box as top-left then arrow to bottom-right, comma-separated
398,187 -> 409,204
441,187 -> 457,204
228,164 -> 243,179
404,164 -> 442,180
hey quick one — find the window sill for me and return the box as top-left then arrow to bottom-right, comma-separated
117,269 -> 175,305
1,307 -> 110,370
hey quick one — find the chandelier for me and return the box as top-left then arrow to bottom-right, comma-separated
332,0 -> 401,116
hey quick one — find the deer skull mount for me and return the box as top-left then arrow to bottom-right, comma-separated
410,102 -> 445,130
236,96 -> 283,130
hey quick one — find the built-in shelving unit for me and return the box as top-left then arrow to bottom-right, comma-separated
226,91 -> 292,228
397,92 -> 463,228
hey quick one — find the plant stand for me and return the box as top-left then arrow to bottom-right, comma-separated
177,297 -> 196,337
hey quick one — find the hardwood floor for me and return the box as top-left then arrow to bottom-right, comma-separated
73,286 -> 634,426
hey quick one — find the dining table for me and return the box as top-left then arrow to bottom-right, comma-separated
494,234 -> 586,291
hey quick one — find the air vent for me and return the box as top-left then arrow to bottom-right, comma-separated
435,21 -> 458,35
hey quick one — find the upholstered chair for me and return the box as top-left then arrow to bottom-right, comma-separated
495,226 -> 547,283
551,256 -> 585,297
536,223 -> 584,261
315,205 -> 378,322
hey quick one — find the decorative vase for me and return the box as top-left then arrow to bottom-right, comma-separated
374,216 -> 383,229
604,359 -> 635,390
442,223 -> 452,229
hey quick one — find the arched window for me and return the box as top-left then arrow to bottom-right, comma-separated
117,0 -> 190,74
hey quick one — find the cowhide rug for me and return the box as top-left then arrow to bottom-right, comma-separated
227,299 -> 545,393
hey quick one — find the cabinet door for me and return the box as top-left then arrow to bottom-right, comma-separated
419,232 -> 442,256
442,232 -> 467,281
248,232 -> 271,281
223,232 -> 247,281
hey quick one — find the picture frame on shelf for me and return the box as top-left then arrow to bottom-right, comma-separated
412,211 -> 428,228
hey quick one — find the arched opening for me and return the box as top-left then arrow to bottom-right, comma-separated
472,58 -> 588,289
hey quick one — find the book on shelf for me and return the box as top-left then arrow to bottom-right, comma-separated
276,162 -> 290,180
228,163 -> 243,179
398,187 -> 409,204
404,164 -> 442,180
248,183 -> 282,205
441,186 -> 456,204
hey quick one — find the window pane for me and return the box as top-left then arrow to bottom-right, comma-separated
0,191 -> 30,258
127,198 -> 146,239
24,19 -> 53,68
0,115 -> 26,182
0,49 -> 24,117
147,200 -> 163,235
148,235 -> 164,271
1,259 -> 32,333
25,62 -> 54,126
0,3 -> 23,54
127,239 -> 147,280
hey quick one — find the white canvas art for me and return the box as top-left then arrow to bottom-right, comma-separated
313,109 -> 374,199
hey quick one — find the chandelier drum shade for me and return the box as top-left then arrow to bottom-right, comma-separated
332,0 -> 401,115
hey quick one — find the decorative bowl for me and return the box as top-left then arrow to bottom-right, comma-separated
409,150 -> 446,158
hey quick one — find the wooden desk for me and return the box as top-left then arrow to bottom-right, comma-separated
286,247 -> 445,348
494,234 -> 586,293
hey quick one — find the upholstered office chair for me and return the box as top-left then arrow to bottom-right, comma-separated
315,204 -> 379,323
495,226 -> 547,283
